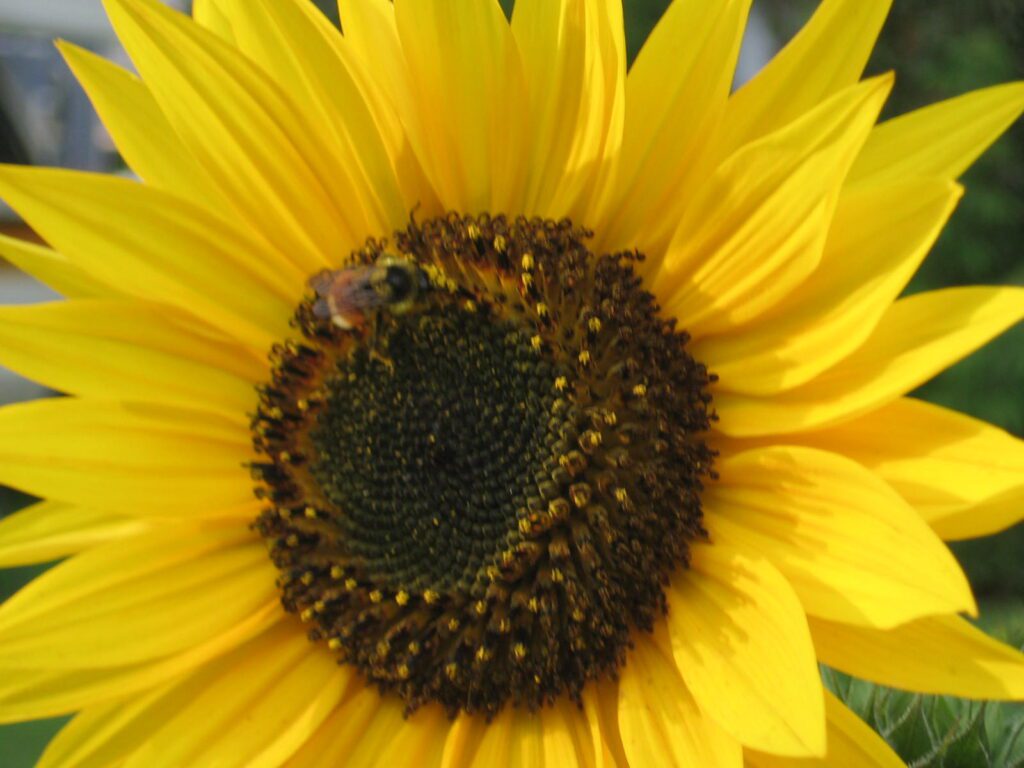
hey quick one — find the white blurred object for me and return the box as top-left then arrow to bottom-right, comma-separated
0,2 -> 194,402
736,5 -> 777,89
0,269 -> 58,403
0,0 -> 188,42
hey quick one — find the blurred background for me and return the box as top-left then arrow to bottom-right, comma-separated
0,0 -> 1021,765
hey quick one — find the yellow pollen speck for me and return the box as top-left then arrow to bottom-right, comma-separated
396,590 -> 410,606
344,578 -> 358,591
448,617 -> 461,632
330,565 -> 344,579
467,223 -> 481,239
572,608 -> 586,622
376,640 -> 390,657
278,451 -> 291,463
285,534 -> 298,547
570,484 -> 592,507
554,376 -> 568,391
536,303 -> 549,318
580,430 -> 602,451
521,253 -> 534,270
408,641 -> 421,654
269,407 -> 284,419
297,398 -> 309,412
304,506 -> 317,519
370,590 -> 383,603
464,299 -> 477,312
550,568 -> 565,583
531,335 -> 543,351
633,383 -> 648,397
521,272 -> 534,288
314,600 -> 325,613
514,643 -> 527,661
398,664 -> 410,679
578,350 -> 591,366
277,507 -> 291,520
528,597 -> 540,613
328,638 -> 342,650
615,488 -> 629,504
548,498 -> 570,520
424,589 -> 440,605
300,608 -> 313,622
446,663 -> 459,681
475,600 -> 488,616
493,234 -> 507,252
588,317 -> 602,333
476,646 -> 491,662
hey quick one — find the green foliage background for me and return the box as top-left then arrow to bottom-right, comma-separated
1,1 -> 1022,765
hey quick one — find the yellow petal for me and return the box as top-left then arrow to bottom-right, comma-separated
192,0 -> 235,41
0,399 -> 253,515
0,500 -> 150,567
719,0 -> 891,154
441,713 -> 489,768
666,541 -> 826,756
715,286 -> 1024,436
571,0 -> 625,226
211,0 -> 407,234
126,638 -> 348,768
0,300 -> 261,419
810,613 -> 1024,699
658,76 -> 891,338
706,446 -> 975,628
58,42 -> 224,204
470,699 -> 597,768
335,0 -> 441,215
598,0 -> 751,255
851,81 -> 1024,185
393,0 -> 529,213
745,690 -> 905,768
104,0 -> 353,274
36,686 -> 173,768
0,604 -> 280,724
337,0 -> 413,124
773,397 -> 1024,542
37,622 -> 348,768
581,680 -> 630,768
0,235 -> 109,299
512,0 -> 627,220
618,630 -> 741,766
0,166 -> 303,350
284,690 -> 446,768
695,179 -> 961,394
0,524 -> 276,669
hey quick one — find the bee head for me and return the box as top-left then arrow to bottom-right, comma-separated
372,255 -> 425,314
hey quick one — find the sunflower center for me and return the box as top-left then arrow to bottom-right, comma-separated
313,305 -> 565,593
252,214 -> 715,717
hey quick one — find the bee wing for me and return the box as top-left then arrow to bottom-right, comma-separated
308,269 -> 338,297
311,297 -> 332,320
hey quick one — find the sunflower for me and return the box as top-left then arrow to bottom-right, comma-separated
0,0 -> 1023,765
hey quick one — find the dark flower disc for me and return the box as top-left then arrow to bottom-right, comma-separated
252,213 -> 715,717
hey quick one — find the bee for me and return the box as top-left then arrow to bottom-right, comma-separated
309,255 -> 430,331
